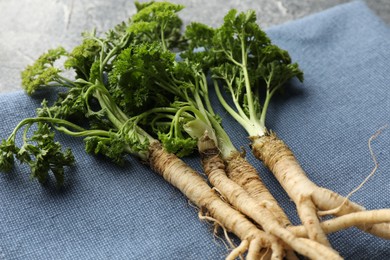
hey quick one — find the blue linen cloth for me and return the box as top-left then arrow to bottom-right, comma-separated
0,1 -> 390,259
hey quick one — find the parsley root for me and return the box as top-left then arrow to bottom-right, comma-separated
207,7 -> 390,248
148,141 -> 273,259
225,151 -> 291,228
198,133 -> 341,259
252,133 -> 390,240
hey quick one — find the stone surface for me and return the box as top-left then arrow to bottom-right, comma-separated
0,0 -> 388,93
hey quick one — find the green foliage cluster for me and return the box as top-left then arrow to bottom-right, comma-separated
209,9 -> 303,135
0,122 -> 74,186
1,1 -> 302,186
108,42 -> 175,116
21,47 -> 68,95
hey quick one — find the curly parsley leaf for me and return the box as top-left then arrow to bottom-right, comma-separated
21,47 -> 68,95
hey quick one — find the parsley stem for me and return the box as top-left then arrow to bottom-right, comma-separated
9,117 -> 87,142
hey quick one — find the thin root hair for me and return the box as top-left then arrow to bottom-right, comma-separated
318,124 -> 388,216
198,210 -> 238,253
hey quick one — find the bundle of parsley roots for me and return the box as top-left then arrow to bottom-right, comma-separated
1,2 -> 390,259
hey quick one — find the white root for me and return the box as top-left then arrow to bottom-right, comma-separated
198,210 -> 237,251
297,196 -> 331,246
246,238 -> 264,260
290,209 -> 390,237
269,240 -> 284,259
226,240 -> 249,260
259,248 -> 272,260
251,130 -> 390,244
148,142 -> 273,259
200,135 -> 342,258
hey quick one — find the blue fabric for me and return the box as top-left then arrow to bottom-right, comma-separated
1,1 -> 390,259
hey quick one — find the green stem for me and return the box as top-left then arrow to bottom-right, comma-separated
241,37 -> 256,121
55,127 -> 112,138
169,105 -> 207,139
208,115 -> 236,159
213,79 -> 248,130
193,79 -> 211,127
22,123 -> 32,144
94,91 -> 127,129
9,117 -> 87,141
155,80 -> 189,102
214,79 -> 265,137
223,49 -> 241,67
160,25 -> 168,51
90,82 -> 129,125
135,125 -> 155,143
226,77 -> 249,121
136,107 -> 181,123
47,83 -> 72,89
260,85 -> 278,127
200,73 -> 215,116
181,106 -> 208,123
100,32 -> 130,75
58,75 -> 76,87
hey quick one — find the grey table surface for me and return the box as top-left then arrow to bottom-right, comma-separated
0,0 -> 389,94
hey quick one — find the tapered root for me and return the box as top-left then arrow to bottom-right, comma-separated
297,195 -> 331,246
226,240 -> 249,260
148,141 -> 272,258
226,152 -> 301,259
290,209 -> 390,238
198,210 -> 236,250
247,238 -> 265,260
251,133 -> 390,243
226,152 -> 291,228
199,134 -> 341,259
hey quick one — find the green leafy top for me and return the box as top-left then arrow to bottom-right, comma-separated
179,22 -> 216,71
21,47 -> 69,95
131,37 -> 236,158
3,1 -> 187,185
64,34 -> 102,80
131,1 -> 184,50
209,9 -> 303,136
4,2 -> 303,186
108,42 -> 175,116
0,120 -> 74,186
